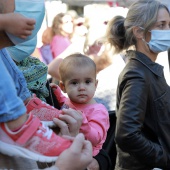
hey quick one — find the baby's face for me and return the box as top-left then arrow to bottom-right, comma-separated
63,66 -> 97,104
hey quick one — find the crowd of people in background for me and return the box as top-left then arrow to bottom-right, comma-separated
1,0 -> 170,170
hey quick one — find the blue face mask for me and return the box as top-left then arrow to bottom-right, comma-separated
6,36 -> 37,62
143,30 -> 170,53
6,0 -> 45,45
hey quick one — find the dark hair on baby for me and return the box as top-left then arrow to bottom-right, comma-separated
59,53 -> 96,82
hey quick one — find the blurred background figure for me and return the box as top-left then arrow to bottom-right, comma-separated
39,27 -> 53,65
40,11 -> 87,64
50,12 -> 74,59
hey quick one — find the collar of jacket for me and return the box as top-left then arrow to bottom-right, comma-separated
126,50 -> 164,77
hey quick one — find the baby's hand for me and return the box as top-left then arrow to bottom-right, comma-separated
61,104 -> 69,110
2,13 -> 35,39
50,83 -> 58,90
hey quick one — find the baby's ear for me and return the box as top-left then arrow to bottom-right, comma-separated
59,81 -> 66,93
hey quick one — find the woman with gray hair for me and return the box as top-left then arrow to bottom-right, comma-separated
105,0 -> 170,169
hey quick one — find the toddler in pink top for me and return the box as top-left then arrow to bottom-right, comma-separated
50,35 -> 71,59
50,13 -> 73,59
50,53 -> 110,156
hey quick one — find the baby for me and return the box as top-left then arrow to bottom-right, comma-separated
50,53 -> 110,156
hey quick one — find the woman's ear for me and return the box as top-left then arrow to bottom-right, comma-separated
132,26 -> 144,39
59,81 -> 66,93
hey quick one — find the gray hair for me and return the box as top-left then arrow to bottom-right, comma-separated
105,0 -> 169,53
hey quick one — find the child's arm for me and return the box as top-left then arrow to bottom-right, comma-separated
50,83 -> 67,107
0,13 -> 35,39
80,105 -> 110,147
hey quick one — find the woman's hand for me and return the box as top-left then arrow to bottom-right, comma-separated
55,133 -> 93,170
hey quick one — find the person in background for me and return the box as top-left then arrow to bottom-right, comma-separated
94,53 -> 125,111
39,27 -> 54,65
38,10 -> 87,65
50,12 -> 74,59
105,0 -> 170,169
50,53 -> 110,169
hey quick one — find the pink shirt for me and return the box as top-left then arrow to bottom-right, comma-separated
55,87 -> 110,156
50,35 -> 71,59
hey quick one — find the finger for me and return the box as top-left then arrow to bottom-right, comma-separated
82,140 -> 93,157
20,35 -> 27,39
63,109 -> 83,129
49,83 -> 58,90
59,114 -> 78,131
27,18 -> 36,26
49,83 -> 56,87
70,133 -> 85,153
25,24 -> 35,30
53,118 -> 70,135
87,158 -> 98,170
62,135 -> 75,140
62,108 -> 83,120
59,114 -> 77,125
22,30 -> 32,36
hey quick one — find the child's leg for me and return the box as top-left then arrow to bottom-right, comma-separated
1,48 -> 61,127
1,48 -> 31,101
0,50 -> 26,123
0,113 -> 72,162
6,113 -> 28,130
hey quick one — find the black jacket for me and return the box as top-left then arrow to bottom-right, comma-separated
115,51 -> 170,170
